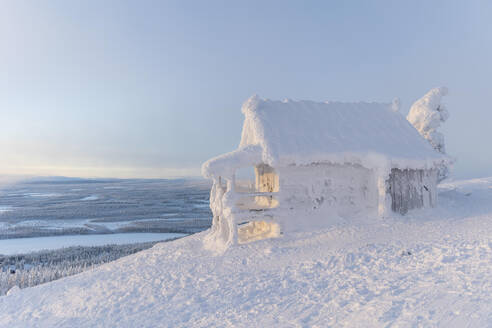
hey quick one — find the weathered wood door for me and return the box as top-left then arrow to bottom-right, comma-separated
389,169 -> 435,214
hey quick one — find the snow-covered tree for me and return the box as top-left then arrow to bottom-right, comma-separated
407,87 -> 450,181
0,242 -> 161,295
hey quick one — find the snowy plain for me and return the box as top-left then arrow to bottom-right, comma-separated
2,178 -> 492,327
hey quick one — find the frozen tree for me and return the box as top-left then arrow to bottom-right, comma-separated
407,87 -> 450,181
0,242 -> 163,295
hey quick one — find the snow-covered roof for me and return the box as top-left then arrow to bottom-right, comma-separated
203,95 -> 447,178
202,145 -> 263,179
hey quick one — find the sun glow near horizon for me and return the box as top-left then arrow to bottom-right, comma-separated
0,165 -> 202,180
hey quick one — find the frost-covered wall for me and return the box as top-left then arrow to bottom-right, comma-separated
278,163 -> 379,218
203,161 -> 440,250
407,87 -> 450,181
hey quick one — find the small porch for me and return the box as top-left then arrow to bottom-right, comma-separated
201,145 -> 285,247
205,160 -> 282,246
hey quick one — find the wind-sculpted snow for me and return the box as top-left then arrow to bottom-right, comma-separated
2,178 -> 492,327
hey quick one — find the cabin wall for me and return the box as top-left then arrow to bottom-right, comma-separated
276,163 -> 378,217
388,168 -> 437,215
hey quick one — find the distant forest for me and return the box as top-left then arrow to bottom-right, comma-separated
0,241 -> 168,296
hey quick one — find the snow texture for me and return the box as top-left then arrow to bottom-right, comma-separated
407,87 -> 451,181
2,178 -> 492,327
276,164 -> 379,220
5,285 -> 19,296
240,95 -> 444,169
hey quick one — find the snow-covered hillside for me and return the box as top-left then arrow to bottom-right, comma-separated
2,178 -> 492,327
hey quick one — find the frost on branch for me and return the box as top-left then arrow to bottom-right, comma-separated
407,87 -> 450,181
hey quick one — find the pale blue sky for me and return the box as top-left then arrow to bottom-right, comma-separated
0,0 -> 490,178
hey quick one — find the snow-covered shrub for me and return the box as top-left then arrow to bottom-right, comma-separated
407,87 -> 451,181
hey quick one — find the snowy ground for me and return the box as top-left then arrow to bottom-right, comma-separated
2,178 -> 492,327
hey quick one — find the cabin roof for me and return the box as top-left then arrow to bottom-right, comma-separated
203,95 -> 447,178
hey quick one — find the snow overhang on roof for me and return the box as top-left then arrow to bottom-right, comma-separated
202,145 -> 263,179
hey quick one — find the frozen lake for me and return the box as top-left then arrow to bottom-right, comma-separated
0,232 -> 186,255
0,177 -> 212,238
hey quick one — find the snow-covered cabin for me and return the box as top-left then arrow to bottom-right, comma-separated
202,95 -> 448,249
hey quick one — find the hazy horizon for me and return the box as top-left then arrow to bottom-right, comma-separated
1,1 -> 491,179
